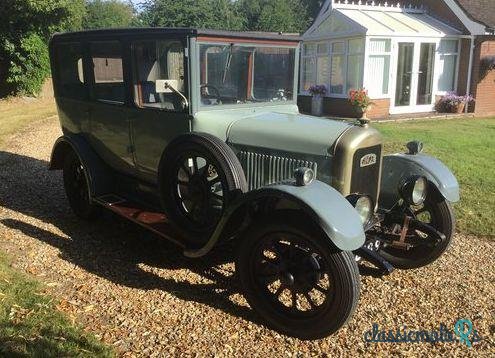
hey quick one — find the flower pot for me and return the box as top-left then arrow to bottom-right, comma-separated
311,96 -> 324,117
454,102 -> 466,114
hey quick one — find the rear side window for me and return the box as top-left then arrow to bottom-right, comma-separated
55,43 -> 86,100
90,41 -> 125,104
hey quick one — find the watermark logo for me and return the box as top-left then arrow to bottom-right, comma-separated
363,319 -> 481,346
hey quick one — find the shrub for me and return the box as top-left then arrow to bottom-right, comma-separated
2,33 -> 51,96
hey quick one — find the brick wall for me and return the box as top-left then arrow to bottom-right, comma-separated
471,40 -> 495,115
298,96 -> 390,118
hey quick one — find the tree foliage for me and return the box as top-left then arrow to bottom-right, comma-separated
83,0 -> 135,30
140,0 -> 245,30
237,0 -> 310,33
0,0 -> 86,96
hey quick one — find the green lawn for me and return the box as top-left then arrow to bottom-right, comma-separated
0,253 -> 114,357
374,117 -> 495,238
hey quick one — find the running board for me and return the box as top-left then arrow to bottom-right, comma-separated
94,195 -> 186,249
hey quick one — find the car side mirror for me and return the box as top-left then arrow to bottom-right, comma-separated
156,79 -> 189,109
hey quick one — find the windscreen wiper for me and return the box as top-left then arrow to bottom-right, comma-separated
222,43 -> 234,84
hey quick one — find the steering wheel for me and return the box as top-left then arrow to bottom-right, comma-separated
200,84 -> 221,104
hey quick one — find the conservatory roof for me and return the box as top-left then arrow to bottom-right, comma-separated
304,2 -> 463,40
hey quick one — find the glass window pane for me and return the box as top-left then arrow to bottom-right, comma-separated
91,41 -> 124,103
302,57 -> 316,91
317,56 -> 330,86
317,43 -> 329,55
438,54 -> 457,92
304,43 -> 316,56
349,39 -> 364,54
369,39 -> 391,53
331,42 -> 344,54
368,55 -> 390,95
56,43 -> 87,100
133,40 -> 185,110
347,54 -> 364,91
330,54 -> 345,94
439,40 -> 458,54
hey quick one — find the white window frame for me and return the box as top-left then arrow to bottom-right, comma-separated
365,38 -> 392,99
436,38 -> 461,95
300,37 -> 365,98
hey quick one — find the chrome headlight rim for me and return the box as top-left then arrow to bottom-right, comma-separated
400,175 -> 428,206
347,194 -> 374,227
294,167 -> 315,186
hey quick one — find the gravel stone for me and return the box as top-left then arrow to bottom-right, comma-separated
0,116 -> 494,356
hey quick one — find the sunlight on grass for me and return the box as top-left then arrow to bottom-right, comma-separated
375,117 -> 495,238
0,97 -> 57,148
0,253 -> 113,356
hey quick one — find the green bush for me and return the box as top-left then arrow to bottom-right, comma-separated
2,33 -> 51,97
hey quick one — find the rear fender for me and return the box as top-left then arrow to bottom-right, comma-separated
49,135 -> 113,198
184,180 -> 366,258
380,153 -> 460,210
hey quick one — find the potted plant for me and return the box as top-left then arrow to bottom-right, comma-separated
480,55 -> 495,80
348,89 -> 372,122
438,92 -> 475,113
308,85 -> 327,116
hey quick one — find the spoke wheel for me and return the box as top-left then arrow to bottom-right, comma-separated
159,133 -> 247,236
379,187 -> 455,269
63,151 -> 97,220
174,153 -> 226,229
237,212 -> 360,339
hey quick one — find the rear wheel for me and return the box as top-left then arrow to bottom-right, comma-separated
236,213 -> 360,339
379,188 -> 455,269
63,151 -> 97,220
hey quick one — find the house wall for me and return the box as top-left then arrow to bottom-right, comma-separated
471,40 -> 495,115
297,96 -> 390,119
456,38 -> 471,96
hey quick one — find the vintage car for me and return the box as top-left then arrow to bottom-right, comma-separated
48,28 -> 459,339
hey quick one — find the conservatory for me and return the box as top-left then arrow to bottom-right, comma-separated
299,0 -> 467,118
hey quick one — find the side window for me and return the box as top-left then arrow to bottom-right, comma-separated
132,40 -> 185,111
90,41 -> 125,104
55,43 -> 86,100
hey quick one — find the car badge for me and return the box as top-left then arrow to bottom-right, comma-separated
360,153 -> 377,167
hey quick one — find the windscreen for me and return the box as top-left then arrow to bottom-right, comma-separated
199,43 -> 296,106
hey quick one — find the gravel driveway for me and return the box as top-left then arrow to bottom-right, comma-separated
0,117 -> 494,357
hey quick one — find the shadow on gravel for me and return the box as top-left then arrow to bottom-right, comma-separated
0,150 -> 264,327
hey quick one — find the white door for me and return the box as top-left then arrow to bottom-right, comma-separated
390,40 -> 438,114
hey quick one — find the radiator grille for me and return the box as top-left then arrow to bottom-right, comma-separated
238,151 -> 318,190
350,145 -> 382,203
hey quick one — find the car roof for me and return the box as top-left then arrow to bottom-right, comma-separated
50,27 -> 301,43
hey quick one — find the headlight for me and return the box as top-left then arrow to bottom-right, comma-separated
294,167 -> 315,186
348,195 -> 373,226
401,176 -> 427,205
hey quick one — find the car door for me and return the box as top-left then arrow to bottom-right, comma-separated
127,38 -> 191,184
87,40 -> 135,176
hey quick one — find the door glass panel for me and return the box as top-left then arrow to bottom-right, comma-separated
90,41 -> 124,104
132,40 -> 185,110
395,43 -> 414,107
417,43 -> 436,105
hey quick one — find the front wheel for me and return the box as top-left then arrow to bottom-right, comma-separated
236,213 -> 360,339
379,188 -> 455,269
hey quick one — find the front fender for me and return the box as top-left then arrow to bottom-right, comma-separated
380,153 -> 460,209
184,180 -> 366,258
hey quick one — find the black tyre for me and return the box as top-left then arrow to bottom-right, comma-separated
63,151 -> 97,220
159,133 -> 247,236
236,212 -> 360,339
379,187 -> 455,269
